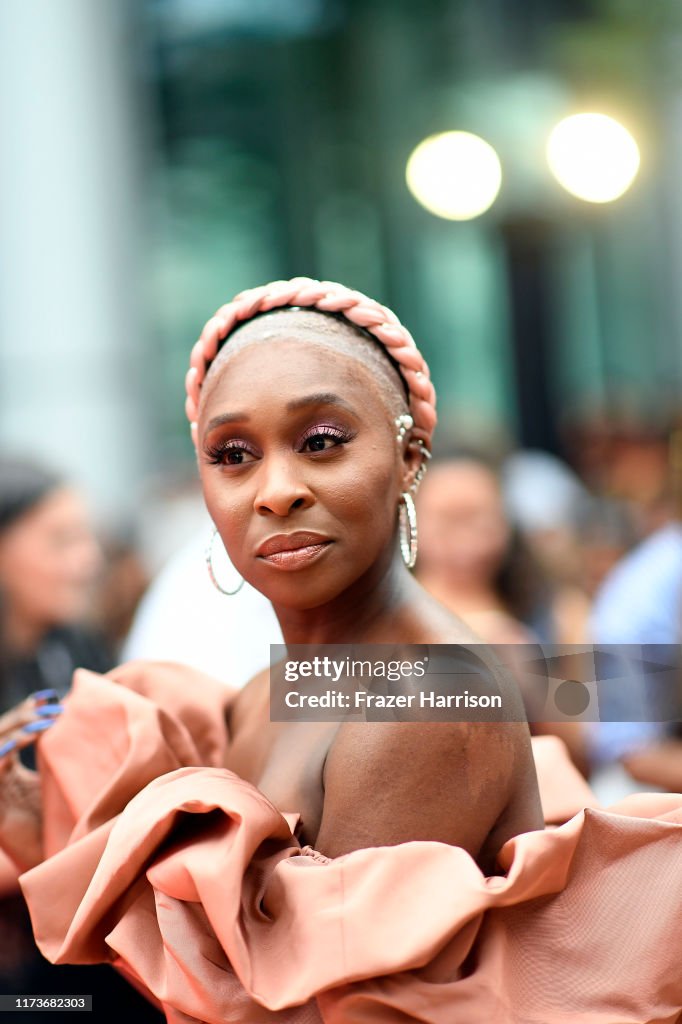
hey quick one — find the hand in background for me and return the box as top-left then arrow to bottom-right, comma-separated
0,691 -> 63,871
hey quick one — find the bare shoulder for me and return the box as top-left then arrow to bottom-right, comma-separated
316,714 -> 540,865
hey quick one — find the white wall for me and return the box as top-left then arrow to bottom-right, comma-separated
0,0 -> 154,523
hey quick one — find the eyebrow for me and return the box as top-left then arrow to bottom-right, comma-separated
286,392 -> 356,414
205,411 -> 250,432
205,393 -> 357,434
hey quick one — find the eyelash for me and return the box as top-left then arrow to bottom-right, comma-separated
203,439 -> 252,467
203,425 -> 354,466
299,424 -> 350,450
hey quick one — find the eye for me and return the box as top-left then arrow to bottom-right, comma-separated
299,425 -> 351,453
223,448 -> 257,465
203,440 -> 258,466
302,434 -> 338,453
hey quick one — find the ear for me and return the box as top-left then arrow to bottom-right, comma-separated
400,436 -> 427,494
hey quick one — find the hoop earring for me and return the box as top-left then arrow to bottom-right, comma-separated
398,492 -> 418,569
206,526 -> 245,596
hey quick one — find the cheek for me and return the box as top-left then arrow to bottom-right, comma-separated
0,535 -> 44,585
344,465 -> 396,518
4,533 -> 94,585
199,469 -> 252,545
324,447 -> 401,549
0,547 -> 56,615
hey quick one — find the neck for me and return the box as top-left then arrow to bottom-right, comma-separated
272,549 -> 415,646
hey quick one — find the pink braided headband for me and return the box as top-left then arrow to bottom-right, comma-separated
185,277 -> 437,450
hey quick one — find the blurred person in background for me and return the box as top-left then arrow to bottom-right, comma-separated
416,452 -> 587,644
563,418 -> 674,541
497,440 -> 675,801
572,496 -> 636,603
0,457 -> 162,1022
415,453 -> 534,643
415,452 -> 590,773
0,458 -> 110,711
586,431 -> 682,798
87,531 -> 150,660
501,448 -> 595,640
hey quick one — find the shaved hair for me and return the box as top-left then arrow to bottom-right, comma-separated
200,308 -> 410,420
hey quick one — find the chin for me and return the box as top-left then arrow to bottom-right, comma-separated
244,546 -> 381,611
257,579 -> 343,611
247,561 -> 354,611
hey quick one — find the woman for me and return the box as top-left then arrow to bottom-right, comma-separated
415,453 -> 541,644
0,459 -> 110,711
416,452 -> 602,645
191,299 -> 542,863
1,280 -> 680,1023
0,458 -> 162,1023
415,454 -> 592,775
1,284 -> 541,864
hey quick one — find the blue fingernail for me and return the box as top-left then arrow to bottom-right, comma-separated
35,705 -> 65,717
0,739 -> 17,757
32,688 -> 59,703
23,720 -> 55,734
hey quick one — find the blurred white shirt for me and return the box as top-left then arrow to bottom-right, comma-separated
122,525 -> 283,687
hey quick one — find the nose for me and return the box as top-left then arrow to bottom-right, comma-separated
253,453 -> 315,517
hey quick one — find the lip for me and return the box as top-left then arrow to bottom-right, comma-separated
256,531 -> 333,569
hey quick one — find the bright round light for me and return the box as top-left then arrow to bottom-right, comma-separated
547,113 -> 640,203
406,131 -> 502,220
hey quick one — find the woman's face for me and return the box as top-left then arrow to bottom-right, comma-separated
197,336 -> 414,610
0,488 -> 102,630
416,461 -> 510,582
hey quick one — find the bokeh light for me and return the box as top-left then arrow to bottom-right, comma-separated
546,113 -> 640,204
406,131 -> 502,220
